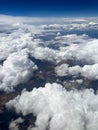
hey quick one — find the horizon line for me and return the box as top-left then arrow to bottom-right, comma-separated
1,14 -> 98,19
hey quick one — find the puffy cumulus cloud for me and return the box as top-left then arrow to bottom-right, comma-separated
55,64 -> 82,76
38,35 -> 98,84
0,50 -> 38,92
31,34 -> 95,63
55,64 -> 69,76
57,38 -> 98,63
54,36 -> 98,80
6,83 -> 98,130
31,46 -> 58,62
55,64 -> 82,79
55,34 -> 91,45
0,21 -> 50,61
82,64 -> 98,80
55,63 -> 98,80
9,117 -> 24,130
0,33 -> 28,61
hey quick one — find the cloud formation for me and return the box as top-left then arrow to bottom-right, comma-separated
55,63 -> 98,80
1,15 -> 98,130
9,117 -> 24,130
0,50 -> 38,92
0,15 -> 98,92
6,83 -> 98,130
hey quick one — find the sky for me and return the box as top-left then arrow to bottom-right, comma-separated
0,0 -> 98,17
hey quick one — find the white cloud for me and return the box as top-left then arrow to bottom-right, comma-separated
31,46 -> 57,61
54,35 -> 98,80
57,38 -> 98,63
55,63 -> 98,80
1,15 -> 98,129
0,15 -> 98,92
55,64 -> 82,77
55,64 -> 69,76
0,15 -> 87,25
82,64 -> 98,80
6,83 -> 98,130
0,50 -> 38,92
9,117 -> 24,130
55,34 -> 91,45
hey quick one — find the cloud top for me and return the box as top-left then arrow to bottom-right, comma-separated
6,83 -> 98,130
0,50 -> 38,92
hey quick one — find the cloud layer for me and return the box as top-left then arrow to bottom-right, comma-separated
1,15 -> 98,130
0,15 -> 98,92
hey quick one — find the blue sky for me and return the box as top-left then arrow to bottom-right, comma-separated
0,0 -> 98,17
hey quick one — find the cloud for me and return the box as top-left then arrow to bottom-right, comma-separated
0,15 -> 87,25
9,117 -> 24,130
57,39 -> 98,63
31,46 -> 57,62
55,64 -> 69,76
54,35 -> 98,80
1,15 -> 98,130
82,64 -> 98,80
55,63 -> 98,80
0,50 -> 38,92
0,15 -> 98,93
55,34 -> 90,45
6,83 -> 98,130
